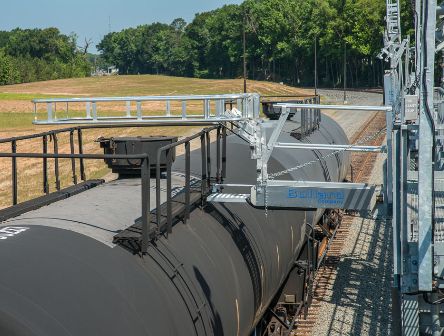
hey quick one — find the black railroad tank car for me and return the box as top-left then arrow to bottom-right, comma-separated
0,114 -> 349,336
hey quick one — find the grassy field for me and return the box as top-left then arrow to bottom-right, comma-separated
0,75 -> 312,208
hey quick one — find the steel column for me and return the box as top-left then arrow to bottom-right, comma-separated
417,0 -> 436,292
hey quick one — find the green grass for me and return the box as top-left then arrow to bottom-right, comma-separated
0,93 -> 74,101
0,112 -> 35,128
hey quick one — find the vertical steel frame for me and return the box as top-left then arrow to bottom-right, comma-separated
417,0 -> 436,293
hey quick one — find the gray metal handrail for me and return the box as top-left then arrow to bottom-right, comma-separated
154,126 -> 225,235
32,94 -> 252,103
32,93 -> 260,125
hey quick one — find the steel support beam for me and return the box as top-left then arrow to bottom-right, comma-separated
274,143 -> 385,153
276,103 -> 392,112
417,0 -> 436,292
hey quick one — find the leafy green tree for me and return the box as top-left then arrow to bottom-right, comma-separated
0,49 -> 19,85
0,28 -> 90,85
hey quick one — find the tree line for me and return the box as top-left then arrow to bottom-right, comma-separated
0,0 -> 414,87
98,0 -> 414,88
0,28 -> 90,85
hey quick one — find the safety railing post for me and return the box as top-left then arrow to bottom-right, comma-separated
216,127 -> 221,183
47,103 -> 53,122
77,129 -> 86,181
52,134 -> 61,191
156,150 -> 162,232
92,102 -> 97,121
11,140 -> 17,205
43,135 -> 49,194
185,142 -> 191,222
182,101 -> 187,119
222,126 -> 227,179
205,131 -> 211,189
86,102 -> 91,119
166,148 -> 173,235
141,156 -> 150,254
136,101 -> 142,120
69,130 -> 78,185
201,133 -> 207,204
126,101 -> 131,117
166,101 -> 171,117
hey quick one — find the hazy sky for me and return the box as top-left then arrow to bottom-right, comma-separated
0,0 -> 243,53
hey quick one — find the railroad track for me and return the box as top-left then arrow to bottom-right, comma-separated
294,110 -> 387,335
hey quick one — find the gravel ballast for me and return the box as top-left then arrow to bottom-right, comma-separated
309,90 -> 392,335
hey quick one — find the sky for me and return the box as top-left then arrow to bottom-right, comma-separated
0,0 -> 243,53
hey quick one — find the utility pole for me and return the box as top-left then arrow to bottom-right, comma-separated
343,41 -> 347,104
314,36 -> 318,96
243,15 -> 247,93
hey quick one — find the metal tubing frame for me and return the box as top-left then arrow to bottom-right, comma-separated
11,140 -> 17,205
0,151 -> 151,253
69,130 -> 78,185
32,93 -> 260,125
42,135 -> 49,195
0,122 -> 235,207
140,157 -> 150,253
274,143 -> 385,153
166,148 -> 172,235
185,142 -> 191,222
417,0 -> 436,293
205,131 -> 211,188
222,126 -> 227,179
201,134 -> 207,204
77,129 -> 86,181
154,126 -> 223,232
216,127 -> 221,183
52,134 -> 61,191
276,103 -> 392,112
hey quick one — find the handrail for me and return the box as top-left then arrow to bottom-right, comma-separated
155,126 -> 224,235
32,93 -> 253,104
276,103 -> 392,111
32,93 -> 261,125
0,151 -> 152,253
